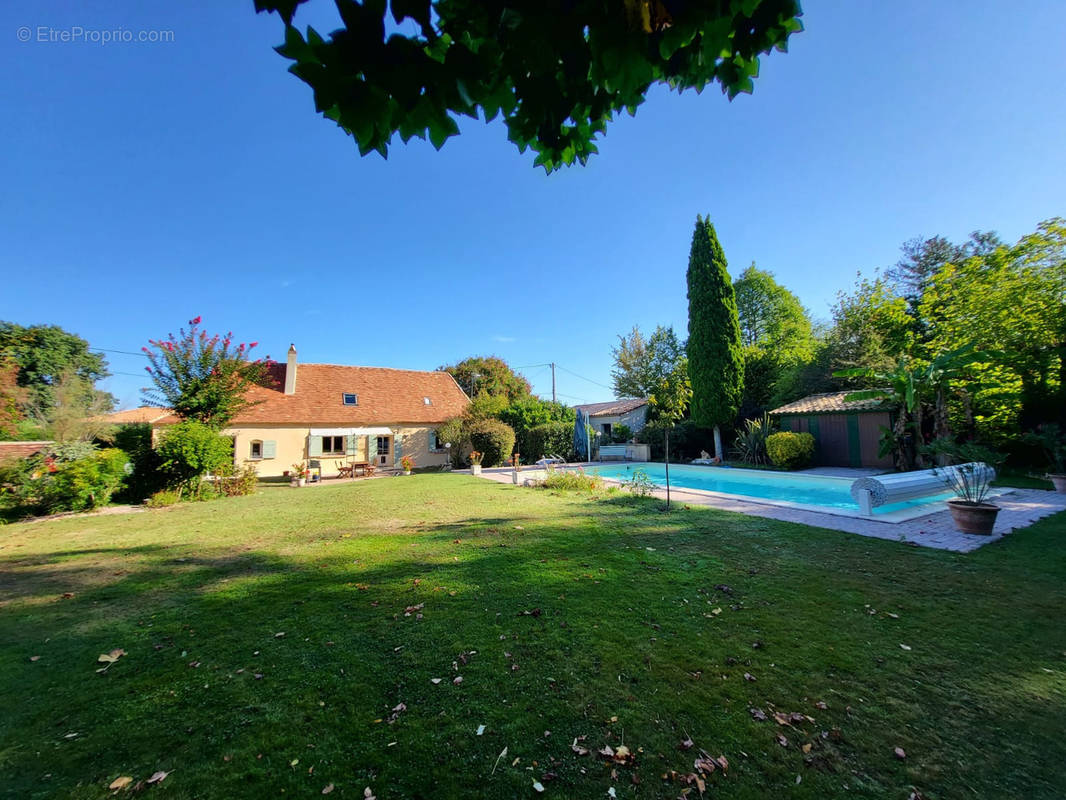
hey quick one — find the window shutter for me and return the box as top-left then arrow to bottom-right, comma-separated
429,430 -> 438,451
367,435 -> 377,461
263,440 -> 277,459
394,434 -> 403,461
346,434 -> 357,455
308,435 -> 323,457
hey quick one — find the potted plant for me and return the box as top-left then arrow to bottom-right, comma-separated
1026,424 -> 1066,493
291,461 -> 309,487
469,451 -> 483,476
924,439 -> 1003,535
400,455 -> 415,475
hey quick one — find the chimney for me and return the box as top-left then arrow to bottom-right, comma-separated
284,344 -> 298,395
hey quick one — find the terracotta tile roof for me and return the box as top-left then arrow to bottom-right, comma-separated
573,398 -> 648,417
99,407 -> 173,425
769,391 -> 890,416
0,441 -> 53,461
211,363 -> 470,426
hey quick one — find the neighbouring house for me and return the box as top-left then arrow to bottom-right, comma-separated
152,346 -> 469,478
573,398 -> 649,439
100,407 -> 174,426
768,391 -> 893,469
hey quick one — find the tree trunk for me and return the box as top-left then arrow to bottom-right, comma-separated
713,426 -> 723,461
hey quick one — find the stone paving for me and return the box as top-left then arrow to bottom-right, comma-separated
471,466 -> 1066,552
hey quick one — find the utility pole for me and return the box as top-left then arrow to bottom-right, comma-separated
551,363 -> 556,403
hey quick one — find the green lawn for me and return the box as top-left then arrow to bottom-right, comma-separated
2,476 -> 1064,799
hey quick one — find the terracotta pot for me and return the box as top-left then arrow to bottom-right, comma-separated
1049,473 -> 1066,493
947,500 -> 1000,535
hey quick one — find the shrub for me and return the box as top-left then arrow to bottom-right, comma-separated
620,468 -> 657,497
41,448 -> 130,513
467,419 -> 515,467
636,419 -> 716,461
157,420 -> 234,497
733,414 -> 775,465
525,421 -> 574,462
611,424 -> 633,444
112,423 -> 164,502
145,489 -> 181,508
539,468 -> 603,492
766,431 -> 815,470
214,463 -> 260,497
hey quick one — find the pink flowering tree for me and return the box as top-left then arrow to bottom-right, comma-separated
142,317 -> 271,429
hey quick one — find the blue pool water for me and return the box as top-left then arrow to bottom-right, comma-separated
582,463 -> 954,516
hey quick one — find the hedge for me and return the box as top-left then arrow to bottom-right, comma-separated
466,419 -> 516,467
766,431 -> 815,470
524,422 -> 573,462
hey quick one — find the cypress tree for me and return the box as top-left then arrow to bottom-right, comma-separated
686,215 -> 744,459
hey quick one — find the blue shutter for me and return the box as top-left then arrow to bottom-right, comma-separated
368,435 -> 377,462
263,440 -> 277,459
429,429 -> 438,451
308,436 -> 323,457
394,433 -> 403,461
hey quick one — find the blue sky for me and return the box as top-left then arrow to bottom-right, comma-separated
2,1 -> 1064,409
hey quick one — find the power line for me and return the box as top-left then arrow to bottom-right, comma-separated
95,347 -> 149,357
555,364 -> 614,392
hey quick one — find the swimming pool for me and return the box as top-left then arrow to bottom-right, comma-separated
581,462 -> 957,519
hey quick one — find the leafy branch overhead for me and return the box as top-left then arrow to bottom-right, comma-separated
255,0 -> 804,171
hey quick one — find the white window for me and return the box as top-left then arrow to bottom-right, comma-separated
342,393 -> 358,406
250,440 -> 263,459
322,435 -> 345,455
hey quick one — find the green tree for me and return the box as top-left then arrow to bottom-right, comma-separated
498,396 -> 575,458
35,369 -> 116,444
0,358 -> 23,438
255,0 -> 803,171
143,317 -> 270,430
441,356 -> 531,402
920,218 -> 1065,432
733,264 -> 814,416
647,355 -> 692,508
610,324 -> 686,403
0,322 -> 111,415
686,216 -> 744,459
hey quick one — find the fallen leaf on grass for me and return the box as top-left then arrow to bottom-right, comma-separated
777,734 -> 789,747
802,743 -> 812,754
452,676 -> 463,685
894,747 -> 907,759
679,737 -> 694,751
532,780 -> 545,792
96,649 -> 127,673
30,655 -> 40,662
364,788 -> 377,800
899,644 -> 912,651
749,708 -> 767,721
274,632 -> 285,638
146,771 -> 168,784
815,700 -> 828,710
404,603 -> 424,617
571,737 -> 589,756
322,784 -> 334,794
476,724 -> 486,736
430,678 -> 442,685
743,673 -> 756,682
108,776 -> 133,790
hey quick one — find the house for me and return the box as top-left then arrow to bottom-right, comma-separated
100,407 -> 174,426
768,391 -> 893,469
154,346 -> 469,478
573,398 -> 649,438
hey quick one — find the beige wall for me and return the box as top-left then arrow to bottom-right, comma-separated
222,423 -> 450,478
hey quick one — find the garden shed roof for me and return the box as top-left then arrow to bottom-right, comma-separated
768,391 -> 890,416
